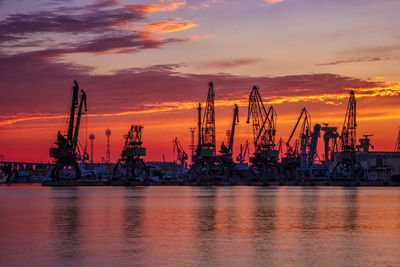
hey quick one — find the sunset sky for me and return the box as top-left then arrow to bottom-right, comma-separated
0,0 -> 400,163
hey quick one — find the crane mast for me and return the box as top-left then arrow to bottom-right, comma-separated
341,90 -> 357,152
201,82 -> 216,155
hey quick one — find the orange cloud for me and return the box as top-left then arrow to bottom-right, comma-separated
265,0 -> 285,3
142,19 -> 197,34
264,84 -> 400,105
126,0 -> 186,13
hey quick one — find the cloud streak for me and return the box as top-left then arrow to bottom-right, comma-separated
263,0 -> 285,4
198,58 -> 261,69
317,56 -> 390,66
142,19 -> 197,34
125,0 -> 186,13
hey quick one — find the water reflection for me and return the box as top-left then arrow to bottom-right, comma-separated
123,187 -> 144,253
252,187 -> 277,265
297,188 -> 320,266
343,188 -> 358,231
194,187 -> 217,265
1,186 -> 400,266
254,187 -> 276,233
300,187 -> 319,231
51,188 -> 81,262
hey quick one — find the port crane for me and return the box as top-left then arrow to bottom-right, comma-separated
219,104 -> 239,158
113,125 -> 149,182
188,82 -> 240,183
188,82 -> 219,183
236,140 -> 250,164
281,108 -> 311,180
173,137 -> 188,168
246,85 -> 280,181
50,80 -> 87,180
332,91 -> 365,180
286,108 -> 312,159
295,123 -> 327,180
215,104 -> 240,180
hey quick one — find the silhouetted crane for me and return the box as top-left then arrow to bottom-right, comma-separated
220,104 -> 239,157
246,85 -> 280,181
173,137 -> 188,168
285,108 -> 311,160
333,91 -> 365,180
189,82 -> 219,184
113,125 -> 149,183
236,140 -> 250,164
50,80 -> 87,180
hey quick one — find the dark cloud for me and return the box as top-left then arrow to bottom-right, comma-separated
317,56 -> 390,66
0,3 -> 194,56
0,8 -> 143,37
93,0 -> 121,8
70,33 -> 184,54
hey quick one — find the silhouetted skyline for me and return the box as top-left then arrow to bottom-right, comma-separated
0,0 -> 399,162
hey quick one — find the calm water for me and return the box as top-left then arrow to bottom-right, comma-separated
1,185 -> 400,266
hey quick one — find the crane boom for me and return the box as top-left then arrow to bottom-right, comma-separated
173,137 -> 188,167
247,86 -> 277,151
286,108 -> 311,157
72,90 -> 87,151
67,80 -> 80,144
221,104 -> 239,155
228,104 -> 239,153
236,140 -> 250,163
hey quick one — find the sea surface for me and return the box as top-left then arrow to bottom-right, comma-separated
1,185 -> 400,266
